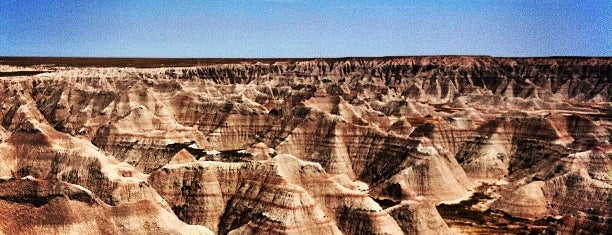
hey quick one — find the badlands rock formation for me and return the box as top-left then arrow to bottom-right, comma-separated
0,177 -> 213,235
0,56 -> 610,234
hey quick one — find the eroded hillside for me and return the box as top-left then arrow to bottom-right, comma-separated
0,56 -> 610,234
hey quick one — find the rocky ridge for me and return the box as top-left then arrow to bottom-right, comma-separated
0,56 -> 610,234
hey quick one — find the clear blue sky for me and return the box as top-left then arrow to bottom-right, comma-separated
1,0 -> 610,57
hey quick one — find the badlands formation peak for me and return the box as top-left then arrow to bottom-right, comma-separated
0,56 -> 610,234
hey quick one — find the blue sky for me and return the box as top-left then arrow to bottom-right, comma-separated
1,0 -> 610,57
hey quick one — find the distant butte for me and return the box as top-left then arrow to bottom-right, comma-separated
0,56 -> 610,234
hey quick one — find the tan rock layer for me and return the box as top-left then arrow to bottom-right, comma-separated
0,57 -> 609,234
0,178 -> 213,235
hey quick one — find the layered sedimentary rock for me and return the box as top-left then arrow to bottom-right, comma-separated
0,177 -> 213,235
0,56 -> 610,234
552,213 -> 612,235
492,149 -> 611,220
150,154 -> 404,234
387,201 -> 452,235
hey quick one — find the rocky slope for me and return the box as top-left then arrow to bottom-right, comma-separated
0,56 -> 610,234
0,177 -> 213,235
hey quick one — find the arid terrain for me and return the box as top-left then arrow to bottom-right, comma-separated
0,56 -> 610,234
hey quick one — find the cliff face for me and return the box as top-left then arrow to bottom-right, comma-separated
0,56 -> 610,234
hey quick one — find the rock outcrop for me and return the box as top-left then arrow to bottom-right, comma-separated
150,154 -> 404,234
0,56 -> 610,234
492,149 -> 611,220
0,177 -> 213,235
387,201 -> 452,235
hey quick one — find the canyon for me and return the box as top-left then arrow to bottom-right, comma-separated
0,56 -> 609,234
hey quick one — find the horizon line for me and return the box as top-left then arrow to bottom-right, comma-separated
2,55 -> 610,60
